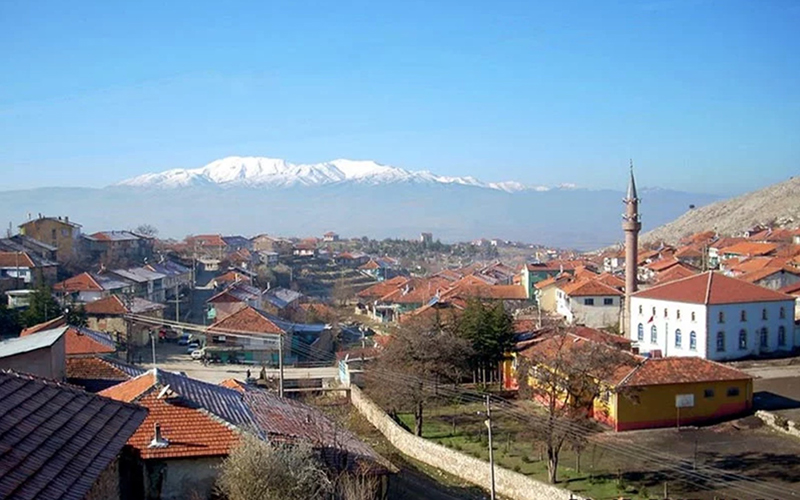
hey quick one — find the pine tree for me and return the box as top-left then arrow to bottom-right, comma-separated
22,284 -> 62,327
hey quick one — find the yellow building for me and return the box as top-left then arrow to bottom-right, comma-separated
506,332 -> 754,432
19,215 -> 81,263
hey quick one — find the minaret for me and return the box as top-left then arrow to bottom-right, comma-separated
622,161 -> 641,334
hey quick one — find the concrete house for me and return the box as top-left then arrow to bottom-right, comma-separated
0,250 -> 58,288
0,327 -> 67,380
18,214 -> 82,263
556,278 -> 623,329
629,271 -> 796,361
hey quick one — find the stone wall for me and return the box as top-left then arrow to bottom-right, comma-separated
350,385 -> 583,500
756,410 -> 800,439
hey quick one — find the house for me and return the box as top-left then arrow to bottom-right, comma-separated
0,327 -> 67,379
146,260 -> 192,294
85,295 -> 165,347
323,231 -> 340,242
778,282 -> 800,322
0,250 -> 58,289
506,332 -> 753,431
83,230 -> 154,263
738,266 -> 800,291
99,369 -> 391,500
225,247 -> 257,269
293,240 -> 318,257
719,242 -> 778,261
629,272 -> 796,361
0,370 -> 147,500
520,261 -> 590,299
18,214 -> 82,263
251,234 -> 293,255
221,235 -> 253,252
653,262 -> 700,285
0,234 -> 59,263
263,286 -> 304,315
54,271 -> 135,303
110,266 -> 167,303
556,278 -> 623,328
206,282 -> 265,322
185,234 -> 226,260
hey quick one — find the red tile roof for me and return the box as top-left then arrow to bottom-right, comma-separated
84,295 -> 128,315
646,257 -> 681,273
356,276 -> 410,300
739,266 -> 800,284
66,356 -> 142,381
20,316 -> 67,335
653,264 -> 699,284
720,242 -> 778,257
186,234 -> 226,247
53,272 -> 103,293
633,271 -> 794,305
214,270 -> 252,286
560,278 -> 623,297
620,357 -> 753,387
0,251 -> 35,268
219,378 -> 247,392
207,306 -> 285,335
778,282 -> 800,295
99,371 -> 157,401
21,320 -> 116,356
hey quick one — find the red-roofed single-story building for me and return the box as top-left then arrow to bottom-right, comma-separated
556,278 -> 623,329
630,271 -> 795,361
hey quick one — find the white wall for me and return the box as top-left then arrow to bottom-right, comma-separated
630,297 -> 795,360
558,292 -> 621,328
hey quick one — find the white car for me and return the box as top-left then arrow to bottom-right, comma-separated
186,341 -> 200,354
190,349 -> 205,360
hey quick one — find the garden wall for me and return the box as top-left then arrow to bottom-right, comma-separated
350,385 -> 584,500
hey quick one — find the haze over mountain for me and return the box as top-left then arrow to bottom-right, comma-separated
0,156 -> 719,250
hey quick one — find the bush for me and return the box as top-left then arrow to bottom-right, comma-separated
512,464 -> 522,473
521,455 -> 532,463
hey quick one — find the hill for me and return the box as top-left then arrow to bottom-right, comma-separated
641,176 -> 800,244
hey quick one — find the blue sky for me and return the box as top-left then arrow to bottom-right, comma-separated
1,0 -> 798,194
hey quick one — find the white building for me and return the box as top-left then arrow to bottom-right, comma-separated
629,271 -> 796,361
556,278 -> 623,329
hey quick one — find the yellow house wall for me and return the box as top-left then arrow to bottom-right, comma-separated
613,379 -> 752,431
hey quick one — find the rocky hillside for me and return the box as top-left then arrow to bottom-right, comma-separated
642,176 -> 800,244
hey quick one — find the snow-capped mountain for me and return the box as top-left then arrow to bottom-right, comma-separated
115,156 -> 551,192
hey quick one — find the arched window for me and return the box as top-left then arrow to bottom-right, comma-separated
778,326 -> 787,347
650,325 -> 657,344
762,308 -> 768,320
675,329 -> 682,348
716,331 -> 725,352
689,331 -> 697,351
738,329 -> 747,350
740,310 -> 747,322
760,327 -> 768,348
637,323 -> 644,341
780,307 -> 786,319
718,311 -> 725,323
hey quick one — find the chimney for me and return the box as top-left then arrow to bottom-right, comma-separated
65,216 -> 69,224
149,422 -> 169,448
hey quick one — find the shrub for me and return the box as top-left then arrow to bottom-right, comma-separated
512,464 -> 522,473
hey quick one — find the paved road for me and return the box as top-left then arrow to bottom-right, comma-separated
742,364 -> 800,380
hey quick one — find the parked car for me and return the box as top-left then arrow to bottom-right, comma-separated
190,348 -> 205,360
178,333 -> 191,346
186,341 -> 200,354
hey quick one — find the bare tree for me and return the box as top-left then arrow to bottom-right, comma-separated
134,224 -> 158,237
519,329 -> 637,484
216,434 -> 332,500
366,316 -> 473,436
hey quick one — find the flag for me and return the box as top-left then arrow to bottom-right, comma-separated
647,315 -> 654,324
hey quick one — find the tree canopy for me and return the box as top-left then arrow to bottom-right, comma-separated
456,298 -> 515,382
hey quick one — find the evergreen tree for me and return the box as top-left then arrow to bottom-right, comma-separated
457,298 -> 515,383
0,298 -> 22,338
22,284 -> 62,327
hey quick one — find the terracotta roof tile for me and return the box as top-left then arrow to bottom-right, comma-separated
560,278 -> 623,297
653,264 -> 699,284
99,371 -> 157,402
207,306 -> 285,335
620,357 -> 753,387
53,272 -> 104,293
778,282 -> 800,295
739,266 -> 800,284
356,276 -> 410,300
633,271 -> 794,305
646,257 -> 681,272
66,356 -> 145,381
720,242 -> 778,257
0,251 -> 36,268
84,295 -> 128,315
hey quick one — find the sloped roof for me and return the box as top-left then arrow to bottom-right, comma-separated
54,272 -> 104,293
720,242 -> 778,257
21,324 -> 115,356
0,328 -> 67,359
620,357 -> 753,387
632,271 -> 794,305
111,267 -> 166,283
778,282 -> 800,295
653,264 -> 699,284
356,276 -> 410,300
0,370 -> 146,500
0,251 -> 36,268
739,266 -> 800,284
560,278 -> 623,297
20,316 -> 67,335
207,306 -> 286,335
646,257 -> 681,273
264,287 -> 303,309
87,231 -> 140,242
84,295 -> 164,315
66,356 -> 146,382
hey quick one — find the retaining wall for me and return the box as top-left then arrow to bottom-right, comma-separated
350,385 -> 583,500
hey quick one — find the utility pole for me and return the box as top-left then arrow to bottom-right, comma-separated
151,331 -> 157,368
175,283 -> 180,322
278,332 -> 285,398
485,395 -> 496,500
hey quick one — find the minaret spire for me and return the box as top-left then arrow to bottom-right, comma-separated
622,162 -> 641,336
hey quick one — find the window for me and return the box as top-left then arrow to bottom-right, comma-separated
716,331 -> 725,352
738,330 -> 747,350
780,307 -> 786,319
650,325 -> 657,344
675,329 -> 682,348
727,387 -> 740,397
704,389 -> 715,398
584,298 -> 594,306
676,310 -> 681,320
690,331 -> 697,351
604,298 -> 613,305
637,324 -> 644,341
60,228 -> 68,237
778,326 -> 787,347
762,308 -> 768,320
718,311 -> 725,323
51,229 -> 56,239
740,310 -> 747,322
691,311 -> 696,322
638,304 -> 643,315
652,306 -> 656,316
664,308 -> 668,318
760,328 -> 768,348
